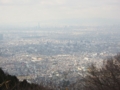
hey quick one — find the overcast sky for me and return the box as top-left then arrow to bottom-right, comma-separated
0,0 -> 120,27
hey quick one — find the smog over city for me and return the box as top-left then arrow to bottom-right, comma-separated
0,0 -> 120,89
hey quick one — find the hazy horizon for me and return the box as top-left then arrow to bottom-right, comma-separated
0,0 -> 120,27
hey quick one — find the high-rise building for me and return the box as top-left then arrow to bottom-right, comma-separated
0,34 -> 3,40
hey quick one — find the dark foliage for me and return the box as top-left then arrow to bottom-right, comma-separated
0,68 -> 53,90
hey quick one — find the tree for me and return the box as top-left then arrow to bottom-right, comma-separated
0,68 -> 53,90
84,54 -> 120,90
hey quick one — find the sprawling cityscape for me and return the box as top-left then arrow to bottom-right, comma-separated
0,26 -> 120,86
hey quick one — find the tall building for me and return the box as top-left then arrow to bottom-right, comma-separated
0,34 -> 3,40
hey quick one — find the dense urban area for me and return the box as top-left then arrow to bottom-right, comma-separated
0,26 -> 120,87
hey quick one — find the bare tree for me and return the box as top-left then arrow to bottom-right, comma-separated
83,54 -> 120,90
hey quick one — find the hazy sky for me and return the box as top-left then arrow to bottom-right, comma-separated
0,0 -> 120,27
